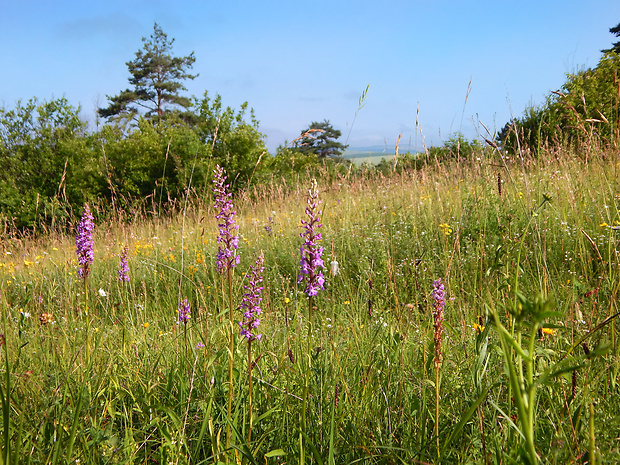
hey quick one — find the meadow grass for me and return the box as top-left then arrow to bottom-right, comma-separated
1,147 -> 619,464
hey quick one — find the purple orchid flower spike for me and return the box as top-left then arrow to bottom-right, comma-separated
212,165 -> 240,273
76,204 -> 94,279
298,179 -> 325,297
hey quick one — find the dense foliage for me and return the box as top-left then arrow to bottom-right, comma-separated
0,94 -> 361,233
0,95 -> 279,232
498,51 -> 620,154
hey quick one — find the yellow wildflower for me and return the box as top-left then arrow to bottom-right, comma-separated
541,327 -> 555,336
439,223 -> 453,236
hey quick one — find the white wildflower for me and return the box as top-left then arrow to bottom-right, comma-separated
330,260 -> 339,277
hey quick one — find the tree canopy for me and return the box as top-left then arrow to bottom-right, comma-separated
98,23 -> 197,120
602,21 -> 620,54
293,120 -> 348,158
192,92 -> 268,190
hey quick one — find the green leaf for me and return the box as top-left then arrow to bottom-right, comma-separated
441,383 -> 496,453
264,449 -> 286,458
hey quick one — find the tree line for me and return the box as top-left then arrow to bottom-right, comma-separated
2,22 -> 619,233
0,24 -> 350,232
497,22 -> 620,155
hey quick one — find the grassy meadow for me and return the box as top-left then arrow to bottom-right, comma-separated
1,147 -> 620,464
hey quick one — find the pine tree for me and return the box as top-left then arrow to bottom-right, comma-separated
294,120 -> 348,158
602,22 -> 620,54
99,23 -> 197,120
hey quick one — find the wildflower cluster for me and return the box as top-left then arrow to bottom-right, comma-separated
133,240 -> 154,256
212,165 -> 240,273
298,179 -> 325,297
76,205 -> 94,279
431,278 -> 446,367
439,223 -> 453,236
39,313 -> 54,325
239,252 -> 265,342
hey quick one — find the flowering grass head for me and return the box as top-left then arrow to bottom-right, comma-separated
212,165 -> 240,273
75,204 -> 94,279
298,179 -> 325,297
239,251 -> 265,342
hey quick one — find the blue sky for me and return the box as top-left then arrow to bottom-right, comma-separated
1,0 -> 619,152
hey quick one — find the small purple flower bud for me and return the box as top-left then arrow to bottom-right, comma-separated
178,299 -> 191,324
334,383 -> 340,408
75,204 -> 94,279
118,245 -> 130,282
